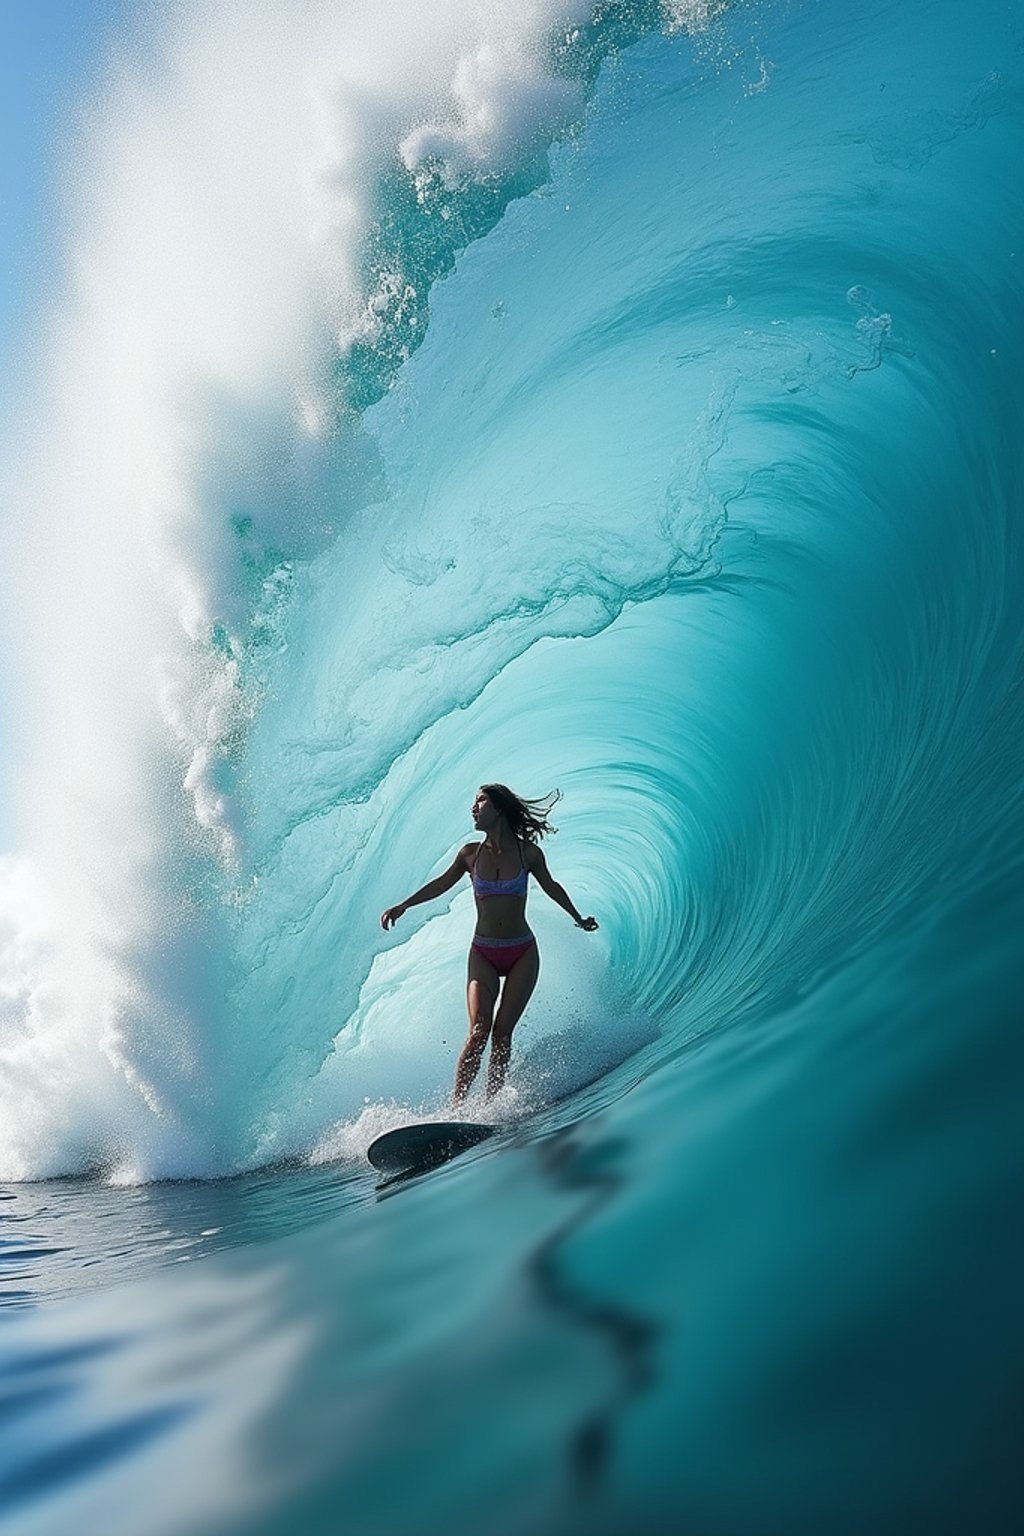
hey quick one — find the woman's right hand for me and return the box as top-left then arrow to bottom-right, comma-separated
380,903 -> 407,930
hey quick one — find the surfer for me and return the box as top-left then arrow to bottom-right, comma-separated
380,784 -> 598,1102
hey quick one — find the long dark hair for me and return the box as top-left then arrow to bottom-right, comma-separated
481,784 -> 561,842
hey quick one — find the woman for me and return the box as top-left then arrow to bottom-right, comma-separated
380,784 -> 598,1103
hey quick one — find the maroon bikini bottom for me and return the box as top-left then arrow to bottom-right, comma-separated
470,933 -> 536,976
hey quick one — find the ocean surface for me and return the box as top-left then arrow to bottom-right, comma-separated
1,0 -> 1022,1531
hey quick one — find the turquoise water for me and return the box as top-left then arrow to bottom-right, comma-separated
2,0 -> 1023,1530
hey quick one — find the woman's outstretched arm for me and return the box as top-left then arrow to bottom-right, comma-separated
526,845 -> 598,931
380,847 -> 471,929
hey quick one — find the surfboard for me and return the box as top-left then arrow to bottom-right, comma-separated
367,1120 -> 494,1174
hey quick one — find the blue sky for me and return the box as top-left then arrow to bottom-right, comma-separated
0,0 -> 134,390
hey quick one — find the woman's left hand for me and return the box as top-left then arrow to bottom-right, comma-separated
577,916 -> 599,932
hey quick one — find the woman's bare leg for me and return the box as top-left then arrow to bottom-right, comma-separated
487,943 -> 540,1098
454,949 -> 499,1103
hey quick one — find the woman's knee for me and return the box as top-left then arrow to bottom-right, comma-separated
468,993 -> 493,1030
467,1016 -> 492,1046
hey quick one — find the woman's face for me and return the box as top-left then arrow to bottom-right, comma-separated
471,789 -> 497,830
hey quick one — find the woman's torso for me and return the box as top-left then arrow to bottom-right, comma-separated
469,837 -> 532,939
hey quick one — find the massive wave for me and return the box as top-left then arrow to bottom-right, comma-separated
1,0 -> 1020,1183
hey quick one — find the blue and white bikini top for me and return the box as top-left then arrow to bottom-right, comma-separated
471,840 -> 529,898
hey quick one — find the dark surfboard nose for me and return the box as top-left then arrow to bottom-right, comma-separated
367,1120 -> 495,1174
